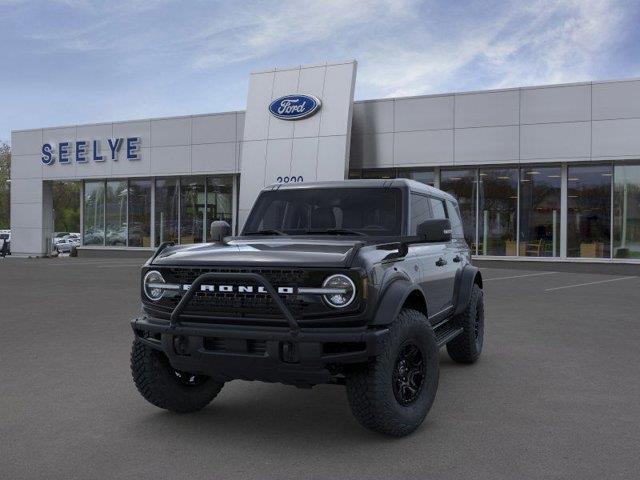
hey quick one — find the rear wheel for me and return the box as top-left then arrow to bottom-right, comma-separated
447,283 -> 484,363
345,308 -> 439,437
131,340 -> 224,413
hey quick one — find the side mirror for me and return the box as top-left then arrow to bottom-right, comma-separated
209,220 -> 231,242
417,218 -> 452,243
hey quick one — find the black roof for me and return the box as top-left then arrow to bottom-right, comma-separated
264,178 -> 457,203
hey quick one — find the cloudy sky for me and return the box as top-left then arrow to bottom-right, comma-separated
1,0 -> 639,143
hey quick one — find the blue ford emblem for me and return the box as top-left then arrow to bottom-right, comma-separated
268,94 -> 321,120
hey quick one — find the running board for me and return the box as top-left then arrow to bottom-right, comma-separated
434,326 -> 464,347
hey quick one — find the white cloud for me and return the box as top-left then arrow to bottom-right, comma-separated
355,0 -> 627,97
487,0 -> 625,88
189,0 -> 417,70
6,0 -> 635,99
183,0 -> 630,97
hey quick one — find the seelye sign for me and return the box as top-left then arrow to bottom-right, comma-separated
268,94 -> 321,120
41,137 -> 141,165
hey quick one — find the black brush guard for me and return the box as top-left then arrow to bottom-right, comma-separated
132,271 -> 389,386
169,271 -> 300,336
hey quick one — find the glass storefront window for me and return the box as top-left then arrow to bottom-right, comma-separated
398,169 -> 436,187
71,166 -> 640,261
180,176 -> 206,244
105,180 -> 128,246
440,169 -> 477,251
81,175 -> 237,249
83,181 -> 105,246
567,165 -> 612,258
128,179 -> 152,247
478,168 -> 518,256
613,164 -> 640,259
206,176 -> 233,239
155,178 -> 179,245
519,167 -> 561,257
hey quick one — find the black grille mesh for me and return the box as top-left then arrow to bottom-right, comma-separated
158,267 -> 313,319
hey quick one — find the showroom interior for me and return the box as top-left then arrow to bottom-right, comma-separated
349,163 -> 639,260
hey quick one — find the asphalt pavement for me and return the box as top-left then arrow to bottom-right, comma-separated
1,257 -> 639,480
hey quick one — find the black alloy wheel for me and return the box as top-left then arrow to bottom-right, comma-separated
392,341 -> 426,406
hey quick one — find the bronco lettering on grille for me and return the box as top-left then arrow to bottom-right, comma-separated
182,284 -> 295,294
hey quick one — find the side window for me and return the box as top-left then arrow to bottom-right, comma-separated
410,193 -> 432,234
429,197 -> 447,219
446,200 -> 465,238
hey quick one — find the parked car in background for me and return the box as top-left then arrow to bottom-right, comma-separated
83,228 -> 104,246
54,236 -> 81,253
0,229 -> 10,256
106,227 -> 127,246
52,232 -> 71,247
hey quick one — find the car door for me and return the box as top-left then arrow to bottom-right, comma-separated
408,192 -> 449,319
445,198 -> 469,299
429,196 -> 458,313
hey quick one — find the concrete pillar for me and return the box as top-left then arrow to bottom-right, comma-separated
10,128 -> 52,256
10,178 -> 52,256
238,60 -> 357,231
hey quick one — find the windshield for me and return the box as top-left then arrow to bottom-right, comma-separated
243,188 -> 403,236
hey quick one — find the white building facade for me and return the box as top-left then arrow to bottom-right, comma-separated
10,60 -> 640,262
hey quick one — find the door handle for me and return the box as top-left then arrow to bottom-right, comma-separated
435,257 -> 447,267
453,255 -> 461,263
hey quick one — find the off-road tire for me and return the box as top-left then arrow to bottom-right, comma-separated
447,283 -> 484,363
345,308 -> 439,437
131,340 -> 224,413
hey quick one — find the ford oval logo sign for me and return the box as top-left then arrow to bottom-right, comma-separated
268,94 -> 321,120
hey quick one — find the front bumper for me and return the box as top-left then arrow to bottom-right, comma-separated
131,315 -> 388,387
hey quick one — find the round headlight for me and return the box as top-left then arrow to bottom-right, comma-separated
143,270 -> 165,301
322,274 -> 356,308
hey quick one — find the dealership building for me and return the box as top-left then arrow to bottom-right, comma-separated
9,59 -> 640,263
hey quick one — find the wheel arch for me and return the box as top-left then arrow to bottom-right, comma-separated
453,265 -> 483,316
370,279 -> 428,326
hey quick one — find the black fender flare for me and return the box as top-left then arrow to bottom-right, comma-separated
453,265 -> 483,316
370,278 -> 427,326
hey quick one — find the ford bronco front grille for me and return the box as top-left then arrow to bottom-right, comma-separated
152,267 -> 323,321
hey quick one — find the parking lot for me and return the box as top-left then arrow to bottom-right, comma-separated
1,257 -> 639,480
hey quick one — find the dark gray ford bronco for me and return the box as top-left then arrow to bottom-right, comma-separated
131,179 -> 484,436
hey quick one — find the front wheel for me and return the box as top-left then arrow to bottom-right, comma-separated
345,309 -> 439,437
131,340 -> 224,413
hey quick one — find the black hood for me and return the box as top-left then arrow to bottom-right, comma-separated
151,237 -> 363,268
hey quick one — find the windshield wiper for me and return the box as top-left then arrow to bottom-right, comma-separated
244,229 -> 286,236
304,228 -> 365,236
